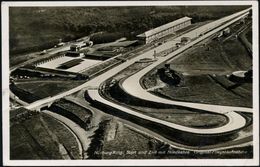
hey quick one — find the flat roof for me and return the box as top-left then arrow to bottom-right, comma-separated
137,16 -> 192,38
111,40 -> 138,47
70,44 -> 80,47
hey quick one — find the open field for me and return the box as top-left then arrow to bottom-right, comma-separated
152,75 -> 252,107
10,83 -> 41,103
14,80 -> 85,99
142,110 -> 227,128
10,110 -> 80,159
106,86 -> 229,128
167,37 -> 251,75
102,120 -> 170,159
10,52 -> 40,67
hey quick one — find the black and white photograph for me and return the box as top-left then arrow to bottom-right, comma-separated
1,1 -> 259,166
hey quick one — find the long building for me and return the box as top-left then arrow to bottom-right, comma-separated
137,16 -> 192,44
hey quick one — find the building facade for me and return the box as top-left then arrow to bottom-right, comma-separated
137,17 -> 192,44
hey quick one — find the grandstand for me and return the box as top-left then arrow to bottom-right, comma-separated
137,17 -> 192,44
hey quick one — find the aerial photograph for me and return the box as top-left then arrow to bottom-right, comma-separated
3,1 -> 258,165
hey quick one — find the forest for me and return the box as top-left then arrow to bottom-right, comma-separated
9,6 -> 249,56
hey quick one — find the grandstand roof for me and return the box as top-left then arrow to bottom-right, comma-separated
137,17 -> 192,38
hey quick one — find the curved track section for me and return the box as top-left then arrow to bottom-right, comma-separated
88,89 -> 246,135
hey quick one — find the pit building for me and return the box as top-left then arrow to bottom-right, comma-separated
137,16 -> 192,44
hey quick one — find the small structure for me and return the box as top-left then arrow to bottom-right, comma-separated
39,50 -> 47,55
217,31 -> 223,38
85,41 -> 93,47
223,28 -> 231,36
70,44 -> 81,52
57,59 -> 84,70
229,69 -> 252,83
181,37 -> 191,44
153,50 -> 157,59
175,42 -> 181,48
56,42 -> 65,47
157,65 -> 182,85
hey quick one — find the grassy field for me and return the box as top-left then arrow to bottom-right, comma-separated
10,111 -> 80,159
143,110 -> 227,128
142,27 -> 252,107
10,52 -> 40,67
168,38 -> 251,75
113,97 -> 228,128
142,72 -> 159,89
15,80 -> 85,99
102,120 -> 170,159
152,75 -> 252,107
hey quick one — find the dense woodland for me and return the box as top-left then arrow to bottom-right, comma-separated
10,6 -> 249,56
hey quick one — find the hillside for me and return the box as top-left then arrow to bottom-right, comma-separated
9,6 -> 249,57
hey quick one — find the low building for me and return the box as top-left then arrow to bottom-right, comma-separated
65,51 -> 80,57
57,59 -> 84,70
70,44 -> 81,52
137,17 -> 192,44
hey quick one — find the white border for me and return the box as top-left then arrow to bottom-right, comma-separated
1,1 -> 259,166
